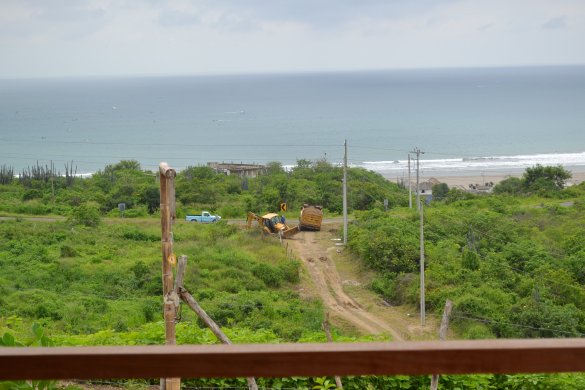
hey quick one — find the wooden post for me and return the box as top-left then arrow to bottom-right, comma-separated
322,313 -> 343,389
159,162 -> 180,390
174,255 -> 187,294
181,289 -> 259,390
430,299 -> 453,390
160,162 -> 176,298
175,254 -> 258,389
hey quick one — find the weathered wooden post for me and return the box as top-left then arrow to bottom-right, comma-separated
177,255 -> 259,390
430,299 -> 453,390
159,162 -> 180,390
322,312 -> 343,389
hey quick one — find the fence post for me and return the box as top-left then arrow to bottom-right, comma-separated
430,299 -> 453,390
180,284 -> 259,389
322,312 -> 343,389
160,162 -> 180,390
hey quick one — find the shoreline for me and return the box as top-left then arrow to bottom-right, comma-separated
383,167 -> 585,189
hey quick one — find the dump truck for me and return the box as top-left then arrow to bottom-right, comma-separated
299,204 -> 323,231
246,212 -> 299,238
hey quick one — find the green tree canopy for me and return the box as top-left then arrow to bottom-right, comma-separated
523,164 -> 571,191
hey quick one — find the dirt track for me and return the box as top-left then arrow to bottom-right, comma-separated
289,230 -> 406,341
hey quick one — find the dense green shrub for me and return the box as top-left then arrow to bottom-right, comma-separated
60,245 -> 78,258
348,180 -> 585,340
69,204 -> 101,227
252,263 -> 284,287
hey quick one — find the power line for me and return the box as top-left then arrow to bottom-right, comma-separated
1,136 -> 556,160
426,312 -> 585,337
0,137 -> 342,148
467,227 -> 585,293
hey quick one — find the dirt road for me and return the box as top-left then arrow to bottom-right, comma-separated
289,229 -> 409,341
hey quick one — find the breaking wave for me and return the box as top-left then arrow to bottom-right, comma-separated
359,151 -> 585,176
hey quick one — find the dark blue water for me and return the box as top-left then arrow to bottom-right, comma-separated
1,66 -> 584,175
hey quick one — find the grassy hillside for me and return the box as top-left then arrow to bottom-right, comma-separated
0,219 -> 323,341
349,182 -> 585,340
3,162 -> 585,388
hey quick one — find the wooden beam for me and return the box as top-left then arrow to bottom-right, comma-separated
2,339 -> 585,380
181,289 -> 259,390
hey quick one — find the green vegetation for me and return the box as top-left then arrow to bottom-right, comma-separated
0,159 -> 404,220
0,219 -> 320,340
349,180 -> 585,340
494,164 -> 572,196
2,160 -> 585,388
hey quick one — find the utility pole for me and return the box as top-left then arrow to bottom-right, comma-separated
410,147 -> 424,212
408,154 -> 412,209
343,139 -> 348,245
419,199 -> 425,327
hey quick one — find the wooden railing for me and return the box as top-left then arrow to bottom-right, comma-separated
2,339 -> 585,381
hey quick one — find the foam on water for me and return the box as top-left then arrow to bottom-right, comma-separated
360,151 -> 585,176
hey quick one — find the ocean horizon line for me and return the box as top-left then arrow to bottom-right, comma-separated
2,63 -> 585,82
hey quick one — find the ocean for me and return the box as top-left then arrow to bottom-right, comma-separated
1,66 -> 584,178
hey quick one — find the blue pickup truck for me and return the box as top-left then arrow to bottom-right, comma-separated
185,211 -> 221,223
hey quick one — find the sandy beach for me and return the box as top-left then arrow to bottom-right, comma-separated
385,168 -> 585,190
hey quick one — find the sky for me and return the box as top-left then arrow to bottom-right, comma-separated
1,0 -> 584,78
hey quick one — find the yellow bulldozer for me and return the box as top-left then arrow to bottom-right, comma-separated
246,212 -> 299,239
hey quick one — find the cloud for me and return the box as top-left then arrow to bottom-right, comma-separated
156,0 -> 461,31
158,9 -> 200,27
478,23 -> 495,31
1,0 -> 585,78
542,15 -> 567,30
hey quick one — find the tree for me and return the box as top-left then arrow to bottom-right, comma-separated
182,165 -> 216,180
0,164 -> 13,185
493,177 -> 523,195
444,188 -> 474,204
70,204 -> 101,227
432,183 -> 449,201
266,161 -> 285,175
139,186 -> 160,214
104,160 -> 141,173
523,164 -> 571,191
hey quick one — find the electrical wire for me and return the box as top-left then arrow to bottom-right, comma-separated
0,137 -> 341,148
426,312 -> 585,337
465,226 -> 585,292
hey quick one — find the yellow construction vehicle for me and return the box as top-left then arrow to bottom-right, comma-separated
299,204 -> 323,231
246,212 -> 299,238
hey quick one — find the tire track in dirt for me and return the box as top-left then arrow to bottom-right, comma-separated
290,231 -> 404,341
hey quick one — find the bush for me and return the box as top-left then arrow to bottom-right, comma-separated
494,177 -> 523,195
70,204 -> 101,227
278,260 -> 300,283
22,189 -> 44,201
252,263 -> 284,288
461,248 -> 480,270
60,245 -> 78,258
432,183 -> 449,201
121,228 -> 158,242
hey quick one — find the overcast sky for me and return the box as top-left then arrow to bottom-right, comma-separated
1,0 -> 584,78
